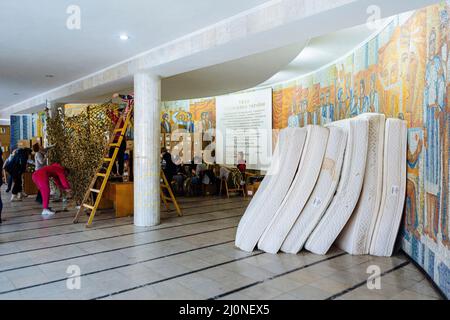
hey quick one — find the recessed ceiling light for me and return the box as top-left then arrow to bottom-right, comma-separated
119,34 -> 130,41
45,74 -> 55,78
13,93 -> 19,96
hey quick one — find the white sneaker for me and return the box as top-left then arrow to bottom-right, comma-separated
42,209 -> 56,216
20,192 -> 29,198
11,195 -> 22,202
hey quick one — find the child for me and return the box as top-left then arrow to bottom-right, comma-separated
32,163 -> 72,216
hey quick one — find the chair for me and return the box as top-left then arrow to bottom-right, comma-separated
219,167 -> 246,199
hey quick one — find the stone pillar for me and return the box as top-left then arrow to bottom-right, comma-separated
133,73 -> 161,227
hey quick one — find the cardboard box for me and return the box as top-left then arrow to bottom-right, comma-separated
247,182 -> 261,197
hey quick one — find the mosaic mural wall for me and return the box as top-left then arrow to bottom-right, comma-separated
272,4 -> 449,297
162,3 -> 449,297
161,98 -> 216,134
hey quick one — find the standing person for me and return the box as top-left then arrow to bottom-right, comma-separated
161,148 -> 177,187
33,143 -> 52,171
236,151 -> 247,187
107,125 -> 126,177
236,151 -> 247,174
32,143 -> 54,204
3,149 -> 16,193
116,137 -> 127,177
5,147 -> 32,202
108,94 -> 133,177
32,163 -> 72,216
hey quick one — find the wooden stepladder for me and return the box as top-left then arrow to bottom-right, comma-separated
160,170 -> 182,217
73,103 -> 133,227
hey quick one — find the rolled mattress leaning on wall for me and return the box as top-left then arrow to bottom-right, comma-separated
305,118 -> 369,255
370,118 -> 408,257
235,127 -> 307,252
337,113 -> 386,255
281,126 -> 347,254
258,125 -> 329,254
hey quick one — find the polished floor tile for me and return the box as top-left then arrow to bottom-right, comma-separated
0,194 -> 443,300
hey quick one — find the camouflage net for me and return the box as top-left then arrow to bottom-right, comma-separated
46,102 -> 119,204
227,168 -> 244,189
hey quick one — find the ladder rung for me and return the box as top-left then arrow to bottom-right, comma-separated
90,188 -> 101,193
109,143 -> 120,147
103,158 -> 113,162
96,173 -> 107,177
114,128 -> 124,132
83,204 -> 95,210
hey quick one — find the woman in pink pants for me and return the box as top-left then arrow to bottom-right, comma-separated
32,163 -> 72,216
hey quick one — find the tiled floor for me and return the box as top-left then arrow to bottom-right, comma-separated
0,192 -> 443,300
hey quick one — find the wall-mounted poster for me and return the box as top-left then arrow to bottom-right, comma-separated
216,88 -> 273,170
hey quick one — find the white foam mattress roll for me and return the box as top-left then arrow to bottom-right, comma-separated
235,128 -> 289,233
369,118 -> 407,257
235,128 -> 308,252
258,126 -> 330,254
281,126 -> 347,254
305,118 -> 369,255
337,113 -> 386,255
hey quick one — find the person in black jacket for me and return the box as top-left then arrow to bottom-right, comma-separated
161,148 -> 177,188
3,149 -> 16,192
5,147 -> 32,202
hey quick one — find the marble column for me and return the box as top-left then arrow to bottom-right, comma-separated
134,73 -> 161,227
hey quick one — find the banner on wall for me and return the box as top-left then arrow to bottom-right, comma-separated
216,88 -> 273,170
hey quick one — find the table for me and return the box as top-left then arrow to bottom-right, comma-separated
23,172 -> 39,195
99,182 -> 134,218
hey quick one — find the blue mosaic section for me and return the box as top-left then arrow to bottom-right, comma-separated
438,263 -> 450,298
427,249 -> 435,280
10,115 -> 21,150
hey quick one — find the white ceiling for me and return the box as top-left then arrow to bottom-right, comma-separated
161,21 -> 386,100
260,19 -> 391,86
37,41 -> 306,106
56,21 -> 387,103
0,0 -> 271,109
161,41 -> 308,101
